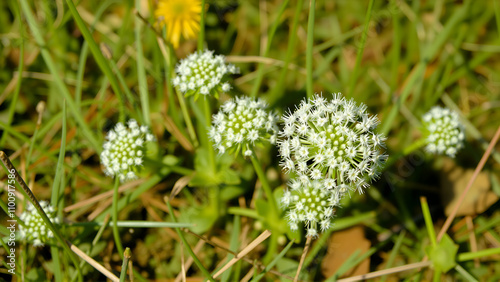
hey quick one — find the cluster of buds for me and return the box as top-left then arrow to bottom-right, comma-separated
173,50 -> 239,99
422,106 -> 465,157
100,119 -> 155,182
278,93 -> 387,237
19,201 -> 59,247
209,96 -> 278,157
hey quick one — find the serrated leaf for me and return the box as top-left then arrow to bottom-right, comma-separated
426,234 -> 458,273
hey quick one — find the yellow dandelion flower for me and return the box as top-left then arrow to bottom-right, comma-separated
155,0 -> 202,48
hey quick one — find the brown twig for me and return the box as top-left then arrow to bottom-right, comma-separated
436,125 -> 500,241
294,236 -> 312,282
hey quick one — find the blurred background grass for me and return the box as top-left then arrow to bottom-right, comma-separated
1,0 -> 500,280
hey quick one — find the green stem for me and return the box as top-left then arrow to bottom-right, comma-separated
112,177 -> 124,258
385,138 -> 426,168
249,150 -> 277,215
177,87 -> 199,147
420,197 -> 437,247
263,233 -> 279,264
166,201 -> 215,281
198,0 -> 206,51
120,248 -> 131,282
305,0 -> 315,99
136,0 -> 150,125
203,98 -> 216,173
347,0 -> 375,96
458,247 -> 500,261
432,267 -> 441,282
455,265 -> 478,282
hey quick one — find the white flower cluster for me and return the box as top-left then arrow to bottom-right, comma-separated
281,178 -> 342,238
278,93 -> 387,237
173,50 -> 239,99
208,96 -> 279,156
101,119 -> 155,182
422,106 -> 465,157
19,201 -> 59,247
278,93 -> 387,193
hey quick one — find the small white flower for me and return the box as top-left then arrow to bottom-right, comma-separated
281,177 -> 338,237
19,201 -> 58,247
173,50 -> 239,99
422,106 -> 465,157
209,97 -> 278,156
100,120 -> 154,182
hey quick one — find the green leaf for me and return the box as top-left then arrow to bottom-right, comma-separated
182,205 -> 218,234
220,186 -> 246,201
426,234 -> 459,273
189,148 -> 240,187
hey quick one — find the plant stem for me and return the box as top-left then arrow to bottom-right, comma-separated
120,248 -> 131,282
136,0 -> 150,125
458,247 -> 500,261
249,150 -> 277,214
112,177 -> 125,258
203,98 -> 216,173
198,0 -> 206,50
306,0 -> 315,99
385,137 -> 426,168
420,197 -> 437,247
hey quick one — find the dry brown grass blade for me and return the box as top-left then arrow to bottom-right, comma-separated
69,242 -> 119,282
338,261 -> 432,282
64,179 -> 144,212
211,230 -> 272,279
437,125 -> 500,241
294,236 -> 312,282
466,216 -> 479,268
163,113 -> 195,153
175,240 -> 205,282
171,175 -> 194,200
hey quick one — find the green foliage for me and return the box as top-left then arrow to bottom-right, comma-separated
426,234 -> 459,273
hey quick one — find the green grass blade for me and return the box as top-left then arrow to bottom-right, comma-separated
306,0 -> 315,99
65,0 -> 127,123
50,102 -> 67,282
0,1 -> 23,147
267,0 -> 304,105
20,0 -> 101,153
420,197 -> 437,247
135,0 -> 150,125
347,0 -> 374,97
250,0 -> 290,98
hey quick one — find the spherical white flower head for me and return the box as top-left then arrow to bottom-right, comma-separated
281,178 -> 339,237
209,96 -> 279,156
100,119 -> 155,182
422,106 -> 465,157
278,93 -> 387,194
19,201 -> 59,247
173,50 -> 239,99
